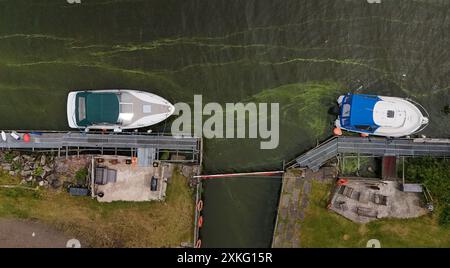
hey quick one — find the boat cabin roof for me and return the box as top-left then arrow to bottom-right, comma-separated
341,94 -> 380,129
75,92 -> 120,126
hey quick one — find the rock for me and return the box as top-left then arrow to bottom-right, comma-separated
40,155 -> 46,166
1,163 -> 12,171
13,156 -> 20,162
9,171 -> 16,176
26,176 -> 33,182
23,165 -> 31,171
43,166 -> 52,173
367,166 -> 374,173
22,155 -> 33,161
181,165 -> 194,178
51,179 -> 61,189
20,170 -> 32,177
38,180 -> 49,187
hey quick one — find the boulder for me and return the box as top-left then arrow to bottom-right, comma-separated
40,155 -> 46,166
22,155 -> 33,161
1,163 -> 12,171
20,170 -> 32,177
13,156 -> 20,162
43,166 -> 52,173
51,179 -> 62,189
9,171 -> 16,176
26,176 -> 33,182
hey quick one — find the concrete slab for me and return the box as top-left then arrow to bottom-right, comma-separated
330,180 -> 429,223
94,156 -> 167,202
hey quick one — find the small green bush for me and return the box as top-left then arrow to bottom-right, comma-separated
33,166 -> 44,177
75,167 -> 88,185
406,157 -> 450,226
4,152 -> 14,163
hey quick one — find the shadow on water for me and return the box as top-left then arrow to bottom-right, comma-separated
0,0 -> 449,247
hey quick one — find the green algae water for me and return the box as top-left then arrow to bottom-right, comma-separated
0,0 -> 449,247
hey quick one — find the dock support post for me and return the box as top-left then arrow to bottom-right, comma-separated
402,156 -> 405,185
357,152 -> 360,173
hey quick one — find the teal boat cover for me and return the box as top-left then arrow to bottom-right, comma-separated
75,92 -> 120,126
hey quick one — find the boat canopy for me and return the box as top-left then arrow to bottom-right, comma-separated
340,94 -> 380,132
75,92 -> 120,126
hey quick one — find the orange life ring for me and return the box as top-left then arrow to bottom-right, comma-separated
195,239 -> 202,248
196,200 -> 203,212
333,128 -> 343,136
198,216 -> 204,228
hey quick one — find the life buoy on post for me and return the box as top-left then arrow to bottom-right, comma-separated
196,200 -> 203,212
198,216 -> 204,228
195,239 -> 202,248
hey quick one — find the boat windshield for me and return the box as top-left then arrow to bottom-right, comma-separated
342,104 -> 351,117
78,96 -> 86,121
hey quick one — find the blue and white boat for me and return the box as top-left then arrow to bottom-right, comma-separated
335,93 -> 429,137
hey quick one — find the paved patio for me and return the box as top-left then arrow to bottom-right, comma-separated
93,156 -> 169,202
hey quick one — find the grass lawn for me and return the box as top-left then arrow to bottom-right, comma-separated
301,181 -> 450,248
0,170 -> 194,248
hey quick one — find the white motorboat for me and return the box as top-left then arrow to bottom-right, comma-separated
67,89 -> 175,131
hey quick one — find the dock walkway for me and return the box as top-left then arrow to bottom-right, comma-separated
291,136 -> 450,171
0,131 -> 201,164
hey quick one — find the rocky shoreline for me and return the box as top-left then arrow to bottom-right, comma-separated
0,151 -> 59,188
0,150 -> 92,191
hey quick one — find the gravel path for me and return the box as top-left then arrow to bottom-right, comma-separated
0,219 -> 73,248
